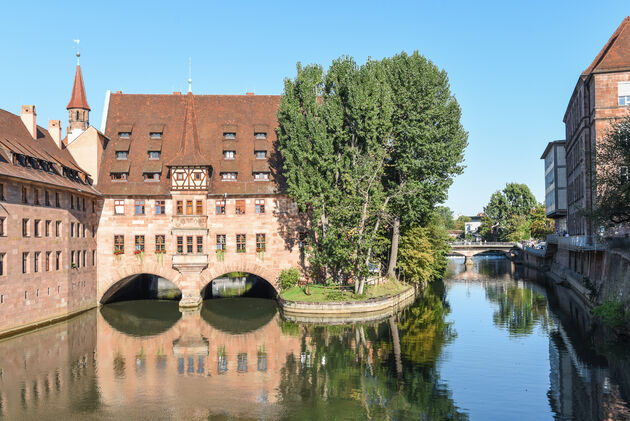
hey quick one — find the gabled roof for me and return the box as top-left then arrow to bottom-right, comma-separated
168,92 -> 209,167
583,16 -> 630,75
67,65 -> 90,110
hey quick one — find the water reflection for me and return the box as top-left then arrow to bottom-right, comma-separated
3,258 -> 630,419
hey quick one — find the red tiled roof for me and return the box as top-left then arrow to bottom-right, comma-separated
583,16 -> 630,75
0,109 -> 98,195
66,65 -> 90,110
99,93 -> 282,196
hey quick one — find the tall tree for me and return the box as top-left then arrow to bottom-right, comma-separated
481,183 -> 537,241
383,52 -> 468,278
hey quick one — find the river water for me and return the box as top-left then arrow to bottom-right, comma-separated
2,257 -> 630,420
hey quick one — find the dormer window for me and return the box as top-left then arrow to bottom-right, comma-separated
224,150 -> 236,160
116,151 -> 128,160
111,172 -> 128,181
148,151 -> 160,160
143,172 -> 161,181
119,132 -> 131,138
255,150 -> 267,160
223,132 -> 236,140
221,172 -> 237,181
254,172 -> 269,181
255,132 -> 267,139
150,132 -> 162,139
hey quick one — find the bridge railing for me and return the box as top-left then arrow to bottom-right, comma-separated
449,241 -> 515,247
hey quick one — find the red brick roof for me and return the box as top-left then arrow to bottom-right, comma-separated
66,65 -> 90,110
99,93 -> 281,196
583,16 -> 630,75
0,109 -> 98,195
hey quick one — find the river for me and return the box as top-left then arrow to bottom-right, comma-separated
1,256 -> 630,420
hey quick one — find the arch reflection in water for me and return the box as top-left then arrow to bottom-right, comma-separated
99,300 -> 182,337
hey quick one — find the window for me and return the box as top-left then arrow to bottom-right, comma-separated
55,251 -> 61,270
255,132 -> 267,139
254,172 -> 269,180
256,233 -> 266,252
176,200 -> 183,215
45,190 -> 50,206
82,198 -> 85,211
71,194 -> 74,209
135,200 -> 145,215
34,252 -> 40,273
177,236 -> 183,254
71,251 -> 75,267
621,166 -> 629,183
70,222 -> 75,237
46,251 -> 51,271
0,217 -> 5,236
82,250 -> 86,267
114,235 -> 124,253
111,172 -> 128,181
255,199 -> 265,214
156,235 -> 165,253
148,151 -> 160,160
186,236 -> 193,253
619,82 -> 630,106
195,200 -> 203,215
238,353 -> 247,373
135,235 -> 145,252
22,186 -> 28,203
114,200 -> 125,215
92,200 -> 95,213
216,199 -> 226,215
150,132 -> 162,139
0,253 -> 4,276
194,172 -> 201,180
22,252 -> 28,273
55,221 -> 61,237
119,131 -> 131,138
116,151 -> 128,160
155,200 -> 166,215
216,234 -> 226,251
22,218 -> 29,237
223,150 -> 235,159
186,200 -> 193,215
0,183 -> 3,200
255,150 -> 267,160
34,189 -> 40,205
196,236 -> 203,253
175,172 -> 185,180
34,219 -> 41,237
92,250 -> 96,265
235,200 -> 246,215
236,234 -> 246,253
45,220 -> 51,237
55,192 -> 60,207
221,172 -> 237,181
223,132 -> 236,139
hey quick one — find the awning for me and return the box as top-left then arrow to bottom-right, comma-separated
252,160 -> 270,173
148,123 -> 165,133
148,140 -> 162,151
222,124 -> 237,133
254,124 -> 268,133
114,140 -> 131,152
117,124 -> 133,134
142,161 -> 163,173
221,160 -> 239,172
110,160 -> 130,173
254,140 -> 268,151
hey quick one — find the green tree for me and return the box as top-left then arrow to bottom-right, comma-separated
481,183 -> 537,241
452,215 -> 471,232
591,116 -> 630,225
434,206 -> 455,229
398,219 -> 450,286
529,204 -> 555,240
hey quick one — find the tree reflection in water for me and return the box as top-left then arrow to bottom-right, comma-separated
277,282 -> 468,420
485,283 -> 551,337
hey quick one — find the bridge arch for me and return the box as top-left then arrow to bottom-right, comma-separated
201,261 -> 280,294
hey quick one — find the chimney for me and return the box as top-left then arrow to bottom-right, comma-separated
245,92 -> 255,96
49,120 -> 62,148
20,105 -> 37,139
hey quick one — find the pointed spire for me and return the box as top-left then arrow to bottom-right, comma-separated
168,92 -> 208,167
67,64 -> 90,110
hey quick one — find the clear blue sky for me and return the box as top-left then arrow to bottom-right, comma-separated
1,1 -> 628,216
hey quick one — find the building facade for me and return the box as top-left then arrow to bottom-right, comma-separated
541,140 -> 567,234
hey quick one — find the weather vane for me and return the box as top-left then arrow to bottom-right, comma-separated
188,57 -> 192,93
73,39 -> 81,65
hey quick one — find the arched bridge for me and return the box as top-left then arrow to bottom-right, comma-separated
448,242 -> 518,264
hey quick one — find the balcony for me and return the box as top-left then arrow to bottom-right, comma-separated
172,254 -> 208,271
171,215 -> 208,230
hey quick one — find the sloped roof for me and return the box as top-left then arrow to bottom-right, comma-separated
67,65 -> 91,110
583,16 -> 630,75
98,92 -> 282,196
0,108 -> 98,195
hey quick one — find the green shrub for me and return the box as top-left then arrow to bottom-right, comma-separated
278,267 -> 301,291
593,299 -> 628,330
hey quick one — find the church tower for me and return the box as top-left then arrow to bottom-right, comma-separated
66,49 -> 90,143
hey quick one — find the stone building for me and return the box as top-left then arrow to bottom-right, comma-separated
562,16 -> 630,242
540,140 -> 567,234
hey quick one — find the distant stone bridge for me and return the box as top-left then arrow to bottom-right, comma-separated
448,242 -> 519,264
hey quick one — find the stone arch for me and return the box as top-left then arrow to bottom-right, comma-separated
201,261 -> 280,294
99,260 -> 183,304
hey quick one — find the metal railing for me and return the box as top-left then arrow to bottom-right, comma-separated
450,241 -> 515,247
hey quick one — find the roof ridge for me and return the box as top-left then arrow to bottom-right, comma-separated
168,93 -> 209,167
582,16 -> 630,76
